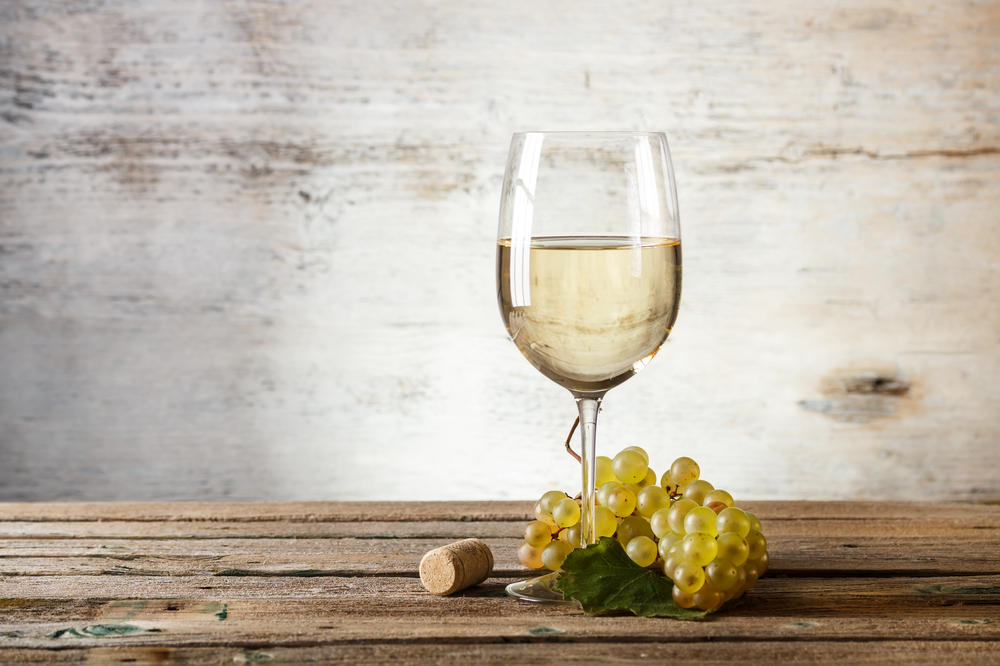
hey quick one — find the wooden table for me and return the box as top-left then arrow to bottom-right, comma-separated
1,501 -> 998,664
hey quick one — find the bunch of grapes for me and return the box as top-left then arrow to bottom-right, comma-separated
518,446 -> 769,611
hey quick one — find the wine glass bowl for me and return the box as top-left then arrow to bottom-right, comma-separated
496,131 -> 681,602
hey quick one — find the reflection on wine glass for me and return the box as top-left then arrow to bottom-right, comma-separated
496,132 -> 682,602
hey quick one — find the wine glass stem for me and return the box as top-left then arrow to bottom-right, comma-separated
574,395 -> 603,546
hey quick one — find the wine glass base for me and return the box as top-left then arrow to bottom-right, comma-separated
505,573 -> 579,605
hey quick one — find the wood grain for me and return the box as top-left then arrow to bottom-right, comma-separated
1,501 -> 999,664
1,0 -> 999,502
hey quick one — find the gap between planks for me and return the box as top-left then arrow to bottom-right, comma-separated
2,501 -> 998,524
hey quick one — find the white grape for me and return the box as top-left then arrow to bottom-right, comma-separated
693,584 -> 724,610
559,523 -> 582,548
636,485 -> 671,519
672,585 -> 696,608
595,456 -> 616,487
524,520 -> 552,547
706,558 -> 739,591
683,479 -> 714,505
673,561 -> 705,594
621,445 -> 649,464
552,497 -> 581,528
649,507 -> 673,538
612,450 -> 648,484
518,541 -> 544,569
683,506 -> 720,537
596,481 -> 622,507
716,507 -> 751,537
669,457 -> 700,486
594,506 -> 618,538
703,489 -> 734,508
746,530 -> 767,560
538,490 -> 568,513
667,499 -> 699,534
657,530 -> 683,560
607,485 -> 637,518
626,536 -> 658,567
617,515 -> 656,547
541,540 -> 574,571
716,532 -> 750,567
681,532 -> 718,567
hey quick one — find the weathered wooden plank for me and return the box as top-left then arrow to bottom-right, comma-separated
1,534 -> 998,576
2,501 -> 997,523
2,642 -> 1000,666
0,500 -> 1000,524
0,502 -> 534,523
0,577 -> 998,649
1,572 -> 997,608
0,516 -> 996,541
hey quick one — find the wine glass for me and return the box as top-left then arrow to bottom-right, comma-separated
496,131 -> 681,602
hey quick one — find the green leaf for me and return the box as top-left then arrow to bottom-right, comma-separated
552,537 -> 710,619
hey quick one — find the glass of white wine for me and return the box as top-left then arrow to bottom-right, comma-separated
497,131 -> 682,602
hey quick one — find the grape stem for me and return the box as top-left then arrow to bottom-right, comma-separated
564,416 -> 582,463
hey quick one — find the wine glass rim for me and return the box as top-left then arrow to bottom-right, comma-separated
511,131 -> 668,138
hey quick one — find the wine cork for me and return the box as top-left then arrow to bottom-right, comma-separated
419,538 -> 494,596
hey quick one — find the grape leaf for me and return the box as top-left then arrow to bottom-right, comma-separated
552,537 -> 710,619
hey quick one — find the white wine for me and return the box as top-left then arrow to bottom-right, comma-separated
497,236 -> 681,394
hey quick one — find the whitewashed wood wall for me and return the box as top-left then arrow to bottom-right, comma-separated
1,0 -> 998,502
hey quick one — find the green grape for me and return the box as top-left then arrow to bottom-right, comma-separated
541,540 -> 575,571
683,479 -> 715,505
594,506 -> 618,538
559,523 -> 582,548
693,584 -> 724,610
667,498 -> 699,534
621,445 -> 649,464
745,511 -> 763,533
595,456 -> 616,488
628,470 -> 657,497
746,530 -> 767,560
748,551 -> 769,574
681,532 -> 719,567
534,490 -> 568,527
612,450 -> 648,484
626,536 -> 658,567
716,507 -> 751,537
705,501 -> 728,515
636,485 -> 671,519
650,507 -> 673,538
552,497 -> 581,528
716,532 -> 749,567
517,541 -> 544,569
662,549 -> 687,580
659,470 -> 680,494
596,481 -> 623,507
731,565 -> 748,599
672,585 -> 696,609
670,457 -> 700,486
533,500 -> 556,527
538,490 -> 568,513
673,561 -> 706,594
657,531 -> 683,560
607,485 -> 637,518
743,562 -> 760,588
684,506 -> 720,537
617,515 -> 655,547
524,520 -> 553,547
706,558 -> 739,591
703,489 -> 734,508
